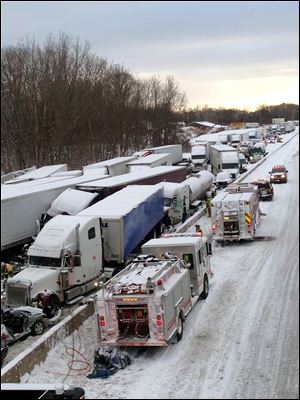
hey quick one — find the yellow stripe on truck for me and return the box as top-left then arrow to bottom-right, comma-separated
245,212 -> 251,225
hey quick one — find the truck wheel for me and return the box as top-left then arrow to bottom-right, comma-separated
201,275 -> 209,299
176,316 -> 184,342
31,320 -> 44,336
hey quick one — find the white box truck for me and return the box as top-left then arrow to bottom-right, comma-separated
96,234 -> 212,346
211,183 -> 260,242
209,144 -> 240,180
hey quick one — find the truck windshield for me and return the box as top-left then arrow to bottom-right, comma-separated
164,198 -> 172,207
222,163 -> 239,169
29,256 -> 62,268
192,155 -> 205,159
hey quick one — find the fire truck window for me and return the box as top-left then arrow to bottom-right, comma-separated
88,227 -> 96,240
198,250 -> 202,264
183,254 -> 194,269
206,242 -> 212,255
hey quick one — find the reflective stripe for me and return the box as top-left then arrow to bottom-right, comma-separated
245,212 -> 251,225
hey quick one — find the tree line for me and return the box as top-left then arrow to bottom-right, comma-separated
1,34 -> 186,173
1,34 -> 299,173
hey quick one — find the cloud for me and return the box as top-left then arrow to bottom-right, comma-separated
1,1 -> 299,108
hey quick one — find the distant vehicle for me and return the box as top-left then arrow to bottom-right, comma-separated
238,142 -> 252,159
277,136 -> 283,143
208,144 -> 240,180
251,179 -> 274,201
248,147 -> 264,163
191,143 -> 209,171
269,165 -> 288,183
239,154 -> 248,173
215,171 -> 232,189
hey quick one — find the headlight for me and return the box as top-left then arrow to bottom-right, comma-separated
281,174 -> 285,178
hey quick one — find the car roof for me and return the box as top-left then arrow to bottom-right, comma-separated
252,179 -> 271,185
272,164 -> 286,169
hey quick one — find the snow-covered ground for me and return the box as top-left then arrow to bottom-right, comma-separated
16,130 -> 299,399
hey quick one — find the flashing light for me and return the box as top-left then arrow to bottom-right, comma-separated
212,224 -> 216,232
281,174 -> 286,178
156,279 -> 163,286
100,321 -> 105,326
156,315 -> 162,326
99,315 -> 105,320
122,297 -> 139,302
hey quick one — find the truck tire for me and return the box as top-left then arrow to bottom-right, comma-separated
31,320 -> 44,336
201,275 -> 209,299
176,316 -> 184,342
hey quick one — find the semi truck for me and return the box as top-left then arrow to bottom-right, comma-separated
158,170 -> 214,225
211,183 -> 260,242
83,156 -> 137,176
208,144 -> 240,180
5,186 -> 164,307
191,143 -> 208,171
157,182 -> 190,225
1,172 -> 109,252
96,233 -> 212,347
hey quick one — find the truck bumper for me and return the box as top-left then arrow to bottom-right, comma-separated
100,338 -> 168,347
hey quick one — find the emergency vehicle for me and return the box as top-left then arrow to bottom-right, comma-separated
211,183 -> 260,242
95,234 -> 212,346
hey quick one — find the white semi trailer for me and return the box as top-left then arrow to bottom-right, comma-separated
1,172 -> 109,251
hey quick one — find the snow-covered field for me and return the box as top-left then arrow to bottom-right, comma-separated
5,131 -> 300,399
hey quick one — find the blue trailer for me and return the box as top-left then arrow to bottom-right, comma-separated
78,185 -> 164,275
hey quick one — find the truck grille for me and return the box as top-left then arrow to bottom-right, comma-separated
6,286 -> 28,306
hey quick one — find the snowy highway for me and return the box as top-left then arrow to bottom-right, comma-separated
9,131 -> 300,399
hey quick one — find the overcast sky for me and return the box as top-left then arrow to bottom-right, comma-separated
1,1 -> 299,110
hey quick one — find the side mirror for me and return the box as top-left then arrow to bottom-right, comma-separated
286,170 -> 288,173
